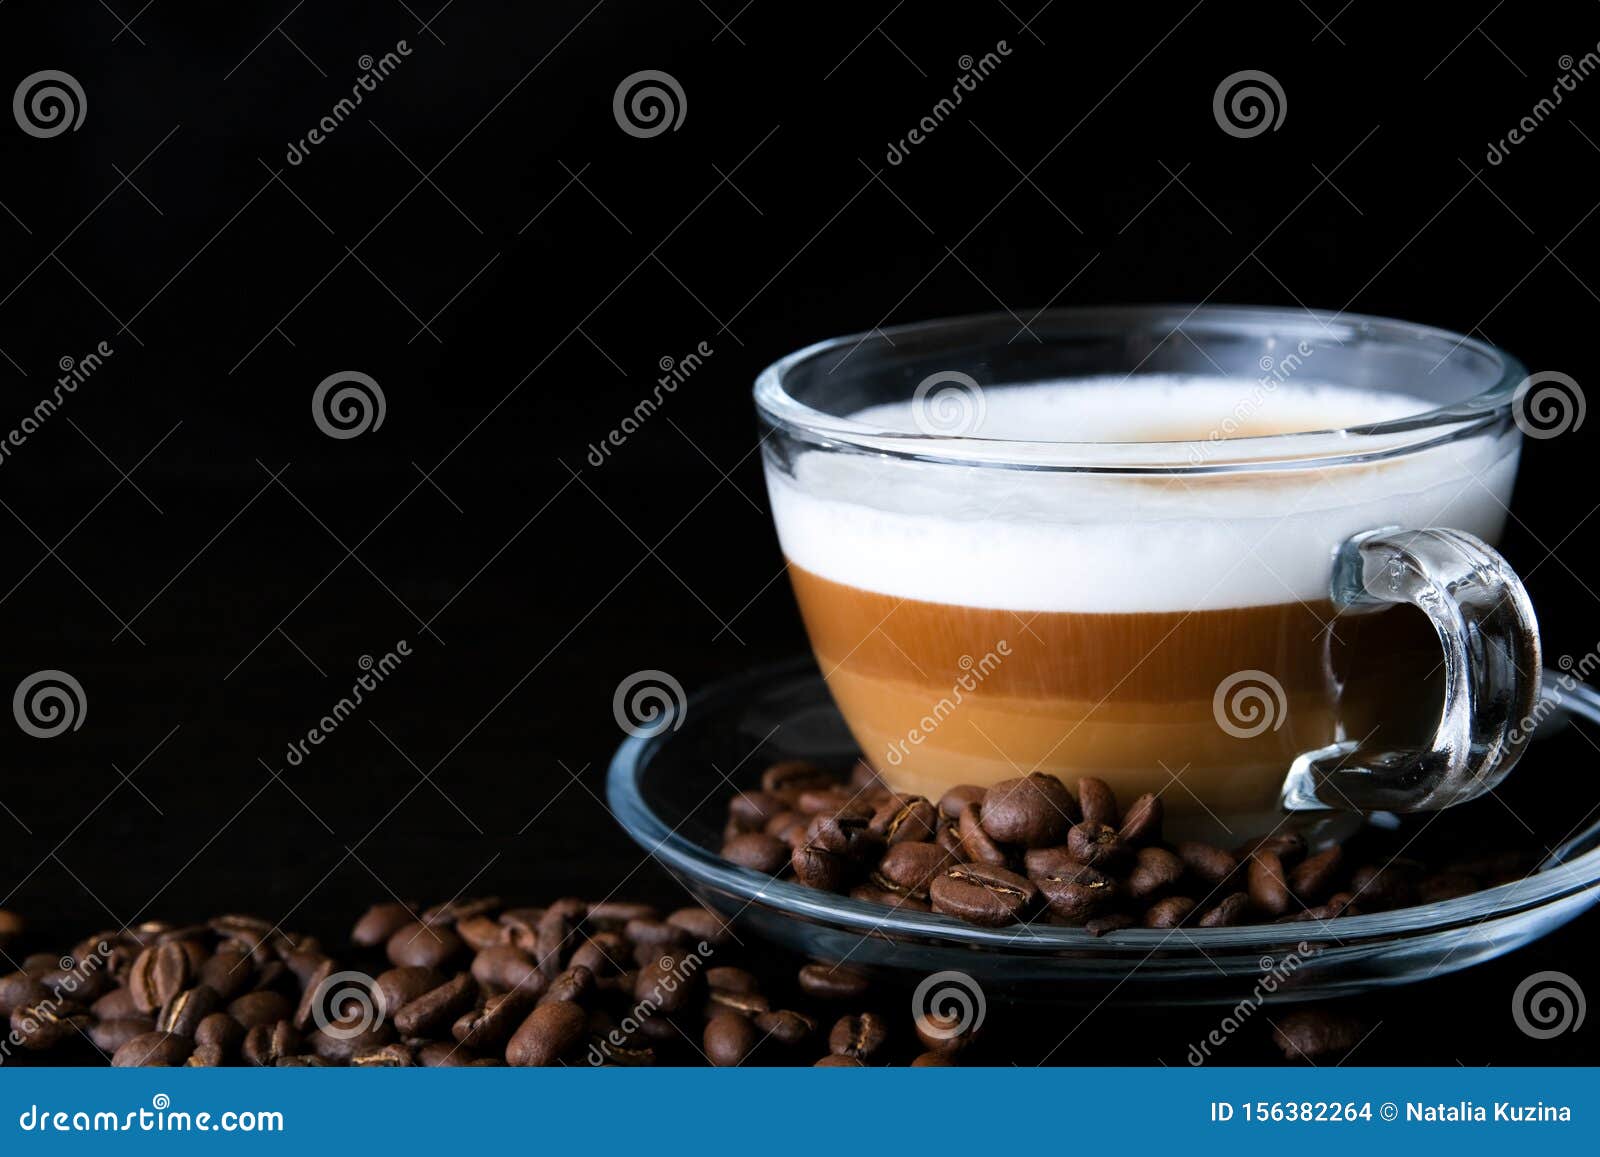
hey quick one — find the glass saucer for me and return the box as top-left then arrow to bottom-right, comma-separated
607,659 -> 1600,1005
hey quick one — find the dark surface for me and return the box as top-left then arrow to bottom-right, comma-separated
1,2 -> 1598,1064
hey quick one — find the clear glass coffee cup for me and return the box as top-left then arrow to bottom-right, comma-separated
754,306 -> 1541,840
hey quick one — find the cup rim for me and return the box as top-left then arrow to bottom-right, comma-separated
752,305 -> 1527,474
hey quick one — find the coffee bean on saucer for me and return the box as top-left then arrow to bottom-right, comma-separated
929,864 -> 1038,926
869,795 -> 938,845
809,811 -> 883,861
875,841 -> 953,897
1034,860 -> 1117,920
1077,777 -> 1120,827
1197,892 -> 1251,927
850,884 -> 932,912
1290,846 -> 1344,902
957,803 -> 1010,866
1118,793 -> 1163,845
1066,821 -> 1130,870
980,773 -> 1078,847
1177,841 -> 1239,887
1247,850 -> 1293,916
938,784 -> 986,820
797,962 -> 870,1001
1143,896 -> 1196,928
1085,912 -> 1137,936
828,1012 -> 888,1061
1127,846 -> 1185,901
705,1012 -> 761,1066
793,843 -> 851,891
722,832 -> 790,873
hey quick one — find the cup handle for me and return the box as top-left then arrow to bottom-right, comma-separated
1280,527 -> 1541,814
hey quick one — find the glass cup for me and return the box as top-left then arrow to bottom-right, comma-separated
753,306 -> 1541,839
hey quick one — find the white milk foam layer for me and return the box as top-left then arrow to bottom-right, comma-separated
766,377 -> 1518,613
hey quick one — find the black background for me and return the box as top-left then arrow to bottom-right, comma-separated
1,1 -> 1597,1064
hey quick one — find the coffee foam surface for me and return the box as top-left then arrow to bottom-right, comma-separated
766,377 -> 1518,613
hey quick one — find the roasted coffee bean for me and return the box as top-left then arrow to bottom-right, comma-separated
186,1043 -> 225,1067
980,774 -> 1077,847
722,832 -> 790,873
1327,891 -> 1360,916
667,907 -> 731,947
457,914 -> 509,952
251,960 -> 290,994
1176,841 -> 1239,887
828,1012 -> 887,1061
797,962 -> 871,1002
914,1007 -> 977,1055
936,820 -> 966,861
1118,793 -> 1163,845
1085,912 -> 1137,936
418,1040 -> 476,1066
869,794 -> 938,845
242,1020 -> 304,1066
938,784 -> 987,820
1034,861 -> 1117,920
760,759 -> 836,799
385,921 -> 463,970
91,986 -> 140,1020
1290,846 -> 1344,902
849,884 -> 931,912
569,932 -> 629,977
41,954 -> 111,1001
10,1000 -> 90,1050
91,1016 -> 155,1052
195,1012 -> 244,1057
197,939 -> 254,1000
422,897 -> 501,928
283,948 -> 332,990
728,789 -> 782,832
308,1018 -> 392,1064
291,959 -> 335,1031
157,984 -> 220,1037
505,999 -> 587,1066
228,989 -> 293,1029
472,944 -> 541,993
1236,832 -> 1306,867
634,953 -> 697,1014
875,841 -> 953,897
1128,846 -> 1186,901
764,810 -> 809,845
814,1053 -> 864,1067
754,1008 -> 816,1046
707,988 -> 769,1017
1143,896 -> 1196,928
0,972 -> 49,1016
707,965 -> 759,994
1247,849 -> 1293,916
1271,1007 -> 1367,1061
957,804 -> 1010,866
497,908 -> 544,954
128,941 -> 191,1013
395,972 -> 477,1037
537,964 -> 594,1007
912,1050 -> 955,1066
705,1012 -> 761,1066
453,989 -> 537,1050
797,786 -> 864,817
275,1054 -> 331,1067
810,811 -> 883,861
1065,821 -> 1130,869
792,843 -> 851,891
112,1030 -> 192,1067
1077,778 -> 1119,827
533,905 -> 577,979
930,863 -> 1038,926
375,966 -> 444,1015
1197,892 -> 1252,927
350,902 -> 416,947
351,1043 -> 414,1067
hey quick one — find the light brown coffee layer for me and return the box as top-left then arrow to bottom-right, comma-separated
788,563 -> 1439,830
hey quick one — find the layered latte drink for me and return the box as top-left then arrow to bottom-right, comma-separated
764,373 -> 1520,834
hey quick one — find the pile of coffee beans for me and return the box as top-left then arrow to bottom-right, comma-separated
720,761 -> 1535,931
0,898 -> 995,1067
